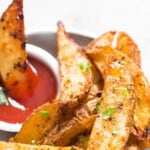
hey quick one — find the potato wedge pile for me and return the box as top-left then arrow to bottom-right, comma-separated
1,0 -> 150,150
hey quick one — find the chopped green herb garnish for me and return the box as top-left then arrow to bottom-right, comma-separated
78,135 -> 88,143
122,88 -> 128,99
116,87 -> 128,100
31,139 -> 36,145
102,107 -> 116,119
111,129 -> 117,135
79,61 -> 92,72
0,87 -> 8,105
40,110 -> 49,117
95,100 -> 101,113
71,99 -> 78,104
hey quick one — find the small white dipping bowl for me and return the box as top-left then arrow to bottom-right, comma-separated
0,44 -> 59,132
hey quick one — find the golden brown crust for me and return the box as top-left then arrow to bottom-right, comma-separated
87,31 -> 141,67
14,100 -> 60,144
116,32 -> 141,67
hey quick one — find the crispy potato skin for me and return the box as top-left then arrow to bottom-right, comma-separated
13,100 -> 60,144
86,46 -> 135,150
0,141 -> 81,150
0,0 -> 36,101
116,32 -> 141,68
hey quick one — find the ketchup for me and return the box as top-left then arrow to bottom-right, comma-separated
0,56 -> 57,123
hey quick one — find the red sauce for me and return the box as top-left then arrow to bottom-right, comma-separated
0,56 -> 57,123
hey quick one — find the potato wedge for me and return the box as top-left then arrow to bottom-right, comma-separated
116,32 -> 141,67
86,31 -> 149,138
42,98 -> 98,146
0,141 -> 81,150
86,46 -> 135,150
57,22 -> 92,109
0,0 -> 36,101
87,31 -> 141,67
13,100 -> 60,144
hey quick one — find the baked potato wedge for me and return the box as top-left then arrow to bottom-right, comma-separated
86,31 -> 149,139
57,22 -> 92,110
13,100 -> 60,144
86,46 -> 135,150
0,0 -> 36,102
86,31 -> 141,67
0,141 -> 81,150
42,99 -> 98,146
86,45 -> 150,148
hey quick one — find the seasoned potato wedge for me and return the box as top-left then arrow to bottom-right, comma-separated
42,99 -> 98,146
86,31 -> 149,139
86,45 -> 150,149
0,0 -> 36,101
0,141 -> 81,150
57,22 -> 92,108
86,46 -> 135,150
13,100 -> 60,144
87,31 -> 141,67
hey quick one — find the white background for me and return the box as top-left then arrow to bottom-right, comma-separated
0,0 -> 150,77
